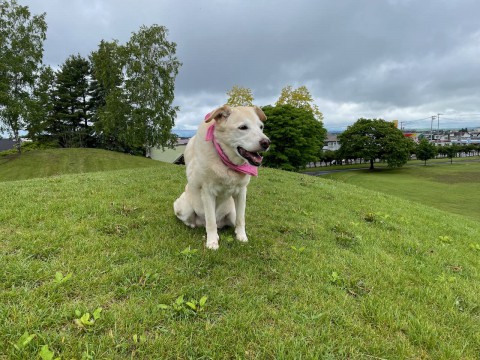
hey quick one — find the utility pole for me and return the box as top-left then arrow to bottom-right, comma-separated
431,115 -> 436,141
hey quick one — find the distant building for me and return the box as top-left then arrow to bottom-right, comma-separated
323,134 -> 340,151
147,138 -> 189,164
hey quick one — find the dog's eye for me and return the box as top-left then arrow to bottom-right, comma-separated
238,125 -> 248,130
260,124 -> 264,130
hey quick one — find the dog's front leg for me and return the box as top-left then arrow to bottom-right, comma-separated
234,187 -> 248,242
201,187 -> 219,250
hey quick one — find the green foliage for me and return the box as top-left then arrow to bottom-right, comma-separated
123,25 -> 180,150
338,118 -> 411,169
27,65 -> 55,141
159,295 -> 208,319
54,271 -> 72,284
39,345 -> 60,360
50,54 -> 92,148
0,140 -> 58,157
74,308 -> 103,329
13,331 -> 36,351
416,138 -> 437,165
444,144 -> 459,164
90,25 -> 181,154
262,105 -> 327,171
0,0 -> 47,152
226,85 -> 254,106
276,85 -> 324,121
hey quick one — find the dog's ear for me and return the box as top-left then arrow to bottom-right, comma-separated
253,106 -> 267,122
205,105 -> 232,123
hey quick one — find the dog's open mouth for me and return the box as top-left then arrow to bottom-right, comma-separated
237,147 -> 263,166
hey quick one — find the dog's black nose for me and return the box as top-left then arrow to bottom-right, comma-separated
260,138 -> 270,150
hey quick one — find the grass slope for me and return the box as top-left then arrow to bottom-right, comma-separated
322,160 -> 480,221
0,148 -> 160,182
0,150 -> 479,359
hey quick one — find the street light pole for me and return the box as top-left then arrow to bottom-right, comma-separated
431,115 -> 436,141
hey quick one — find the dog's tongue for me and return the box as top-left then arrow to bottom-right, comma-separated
238,147 -> 263,166
251,152 -> 263,165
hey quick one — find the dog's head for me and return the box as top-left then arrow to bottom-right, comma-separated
205,105 -> 270,166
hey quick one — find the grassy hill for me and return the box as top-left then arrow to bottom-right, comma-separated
0,148 -> 161,182
0,150 -> 479,359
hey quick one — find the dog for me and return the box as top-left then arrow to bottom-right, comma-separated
173,105 -> 270,250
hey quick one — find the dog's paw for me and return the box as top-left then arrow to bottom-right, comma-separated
206,241 -> 219,250
206,233 -> 219,250
235,229 -> 248,243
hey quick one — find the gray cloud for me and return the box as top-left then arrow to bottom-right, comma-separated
21,0 -> 480,130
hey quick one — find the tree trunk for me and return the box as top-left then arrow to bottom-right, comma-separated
14,130 -> 21,154
369,158 -> 374,170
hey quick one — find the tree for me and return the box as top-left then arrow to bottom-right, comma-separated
276,85 -> 324,122
262,105 -> 327,171
91,25 -> 181,154
444,144 -> 459,164
0,0 -> 47,152
338,118 -> 410,170
89,40 -> 127,151
321,150 -> 336,166
123,24 -> 181,152
51,54 -> 92,147
26,65 -> 55,141
226,85 -> 254,107
416,138 -> 437,165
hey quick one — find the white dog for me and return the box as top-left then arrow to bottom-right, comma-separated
173,105 -> 270,250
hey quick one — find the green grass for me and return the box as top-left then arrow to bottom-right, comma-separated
1,150 -> 479,359
0,148 -> 160,182
321,159 -> 480,221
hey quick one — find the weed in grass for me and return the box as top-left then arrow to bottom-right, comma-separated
39,345 -> 60,360
13,331 -> 36,351
438,235 -> 452,244
363,211 -> 390,223
290,245 -> 306,253
74,308 -> 103,329
436,274 -> 456,283
469,243 -> 480,251
159,295 -> 208,319
179,246 -> 199,258
53,271 -> 72,284
328,271 -> 344,287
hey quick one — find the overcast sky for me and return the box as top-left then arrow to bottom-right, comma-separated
20,0 -> 480,131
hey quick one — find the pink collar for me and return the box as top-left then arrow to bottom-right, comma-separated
205,123 -> 258,176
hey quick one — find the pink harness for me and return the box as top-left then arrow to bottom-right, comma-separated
204,114 -> 258,176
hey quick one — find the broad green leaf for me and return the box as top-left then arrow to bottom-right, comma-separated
80,313 -> 94,326
54,272 -> 63,282
93,307 -> 103,320
39,345 -> 55,360
199,296 -> 208,307
186,302 -> 197,310
14,332 -> 36,350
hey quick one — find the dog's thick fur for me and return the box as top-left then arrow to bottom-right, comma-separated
173,105 -> 270,249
